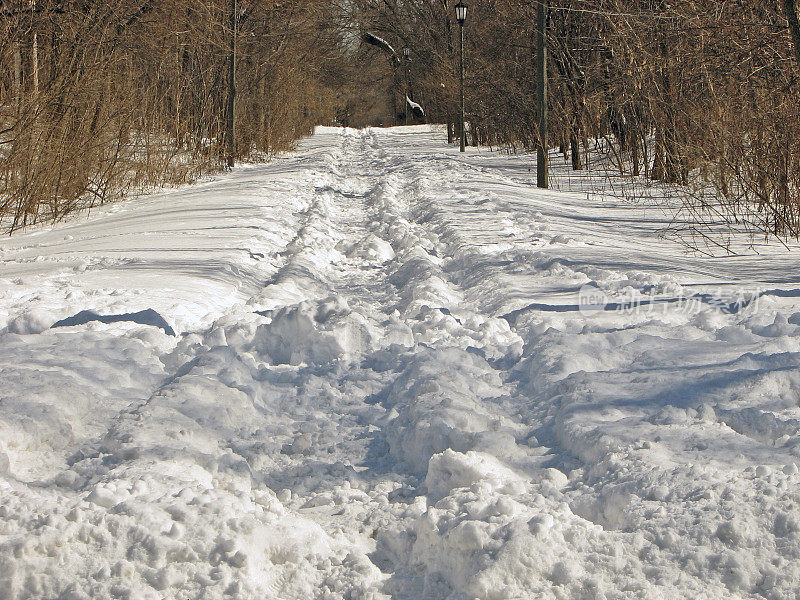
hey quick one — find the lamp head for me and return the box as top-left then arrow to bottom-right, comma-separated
455,1 -> 467,24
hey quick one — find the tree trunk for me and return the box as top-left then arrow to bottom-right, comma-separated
391,63 -> 400,126
536,0 -> 549,188
30,1 -> 38,97
785,0 -> 800,68
32,35 -> 39,97
652,127 -> 665,181
227,0 -> 237,168
50,28 -> 59,83
13,42 -> 22,116
570,130 -> 582,170
259,76 -> 268,151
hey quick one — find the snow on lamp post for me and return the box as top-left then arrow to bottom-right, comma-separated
455,1 -> 467,152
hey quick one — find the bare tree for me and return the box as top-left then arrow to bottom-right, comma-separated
0,0 -> 345,231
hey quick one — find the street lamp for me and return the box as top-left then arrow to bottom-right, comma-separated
455,1 -> 468,23
455,1 -> 467,152
227,0 -> 238,168
403,47 -> 411,126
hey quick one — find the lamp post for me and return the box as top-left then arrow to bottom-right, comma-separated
536,0 -> 549,188
227,0 -> 237,168
403,46 -> 410,126
455,1 -> 467,152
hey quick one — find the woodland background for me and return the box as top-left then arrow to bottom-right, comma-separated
2,0 -> 800,240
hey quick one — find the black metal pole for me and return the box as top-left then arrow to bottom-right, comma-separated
404,59 -> 409,126
227,0 -> 237,168
459,21 -> 465,152
536,0 -> 549,187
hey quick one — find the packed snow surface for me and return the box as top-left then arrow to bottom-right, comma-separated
2,126 -> 800,600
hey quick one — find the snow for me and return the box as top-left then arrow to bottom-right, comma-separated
2,125 -> 800,599
363,33 -> 398,60
406,97 -> 424,118
5,308 -> 55,334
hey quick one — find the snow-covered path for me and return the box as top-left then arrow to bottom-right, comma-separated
2,127 -> 800,600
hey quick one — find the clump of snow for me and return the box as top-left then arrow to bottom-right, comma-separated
425,449 -> 525,500
346,233 -> 395,263
0,444 -> 11,475
251,297 -> 379,365
6,308 -> 55,334
382,347 -> 519,473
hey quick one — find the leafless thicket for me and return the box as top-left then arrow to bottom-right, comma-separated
0,0 -> 341,231
3,1 -> 800,242
352,0 -> 800,242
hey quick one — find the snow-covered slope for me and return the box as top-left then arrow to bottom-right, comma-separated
1,126 -> 799,600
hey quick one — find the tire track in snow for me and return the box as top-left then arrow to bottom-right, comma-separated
323,133 -> 754,599
289,133 -> 605,597
0,133 -> 407,600
58,159 -> 334,473
378,135 -> 800,599
187,129 -> 556,595
79,129 -> 391,477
